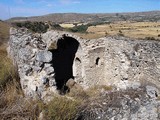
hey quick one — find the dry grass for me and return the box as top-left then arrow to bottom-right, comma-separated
0,45 -> 14,89
43,85 -> 114,120
85,21 -> 160,39
0,83 -> 44,120
48,41 -> 57,50
85,85 -> 113,97
0,44 -> 41,119
45,96 -> 82,120
0,42 -> 42,119
60,23 -> 75,28
0,21 -> 10,45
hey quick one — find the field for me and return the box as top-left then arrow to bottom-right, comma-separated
59,23 -> 75,28
83,21 -> 160,39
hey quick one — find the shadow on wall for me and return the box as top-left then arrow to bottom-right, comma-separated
49,35 -> 79,93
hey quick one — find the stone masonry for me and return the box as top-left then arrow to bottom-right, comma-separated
8,28 -> 160,99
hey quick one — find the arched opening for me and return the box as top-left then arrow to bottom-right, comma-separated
49,35 -> 79,94
95,57 -> 100,66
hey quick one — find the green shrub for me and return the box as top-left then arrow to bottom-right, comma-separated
68,24 -> 89,33
117,33 -> 124,37
67,22 -> 106,33
14,21 -> 49,33
51,24 -> 64,30
119,30 -> 122,33
145,37 -> 156,40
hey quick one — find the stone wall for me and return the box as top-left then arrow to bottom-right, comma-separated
8,28 -> 160,99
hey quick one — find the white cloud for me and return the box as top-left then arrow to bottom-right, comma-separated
60,0 -> 80,5
38,0 -> 54,7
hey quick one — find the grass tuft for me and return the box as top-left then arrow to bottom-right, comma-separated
45,96 -> 82,120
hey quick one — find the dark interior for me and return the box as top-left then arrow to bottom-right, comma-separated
49,35 -> 79,93
96,57 -> 100,65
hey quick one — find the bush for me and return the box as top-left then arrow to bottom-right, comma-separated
67,22 -> 106,33
51,24 -> 64,30
68,24 -> 89,33
117,33 -> 125,37
14,21 -> 49,33
145,37 -> 156,40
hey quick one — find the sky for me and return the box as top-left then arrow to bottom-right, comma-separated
0,0 -> 160,20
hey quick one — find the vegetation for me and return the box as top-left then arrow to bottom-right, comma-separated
87,21 -> 160,39
67,22 -> 107,33
0,21 -> 9,45
144,37 -> 160,41
0,24 -> 41,118
50,24 -> 64,31
45,97 -> 81,120
0,49 -> 14,89
68,24 -> 89,33
13,21 -> 49,33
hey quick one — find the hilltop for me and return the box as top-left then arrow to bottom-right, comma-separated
7,11 -> 160,23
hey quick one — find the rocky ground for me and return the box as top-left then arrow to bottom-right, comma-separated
75,85 -> 160,120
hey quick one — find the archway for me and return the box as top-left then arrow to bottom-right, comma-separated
49,35 -> 79,93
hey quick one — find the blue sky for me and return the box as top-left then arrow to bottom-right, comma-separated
0,0 -> 160,20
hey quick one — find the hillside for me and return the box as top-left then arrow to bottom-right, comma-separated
0,21 -> 10,45
7,11 -> 160,23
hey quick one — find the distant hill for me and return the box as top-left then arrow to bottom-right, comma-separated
7,11 -> 160,23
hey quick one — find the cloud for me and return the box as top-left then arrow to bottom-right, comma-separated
38,0 -> 54,7
60,0 -> 80,5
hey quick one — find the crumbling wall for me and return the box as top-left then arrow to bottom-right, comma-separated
8,28 -> 160,99
104,37 -> 160,89
8,28 -> 85,99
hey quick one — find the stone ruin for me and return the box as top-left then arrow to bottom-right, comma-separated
8,28 -> 160,100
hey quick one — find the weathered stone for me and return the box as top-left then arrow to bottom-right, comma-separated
75,88 -> 160,120
49,78 -> 56,86
23,64 -> 32,75
36,51 -> 52,62
18,47 -> 34,61
146,85 -> 159,99
41,77 -> 49,85
32,66 -> 42,72
8,27 -> 160,100
44,66 -> 54,75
